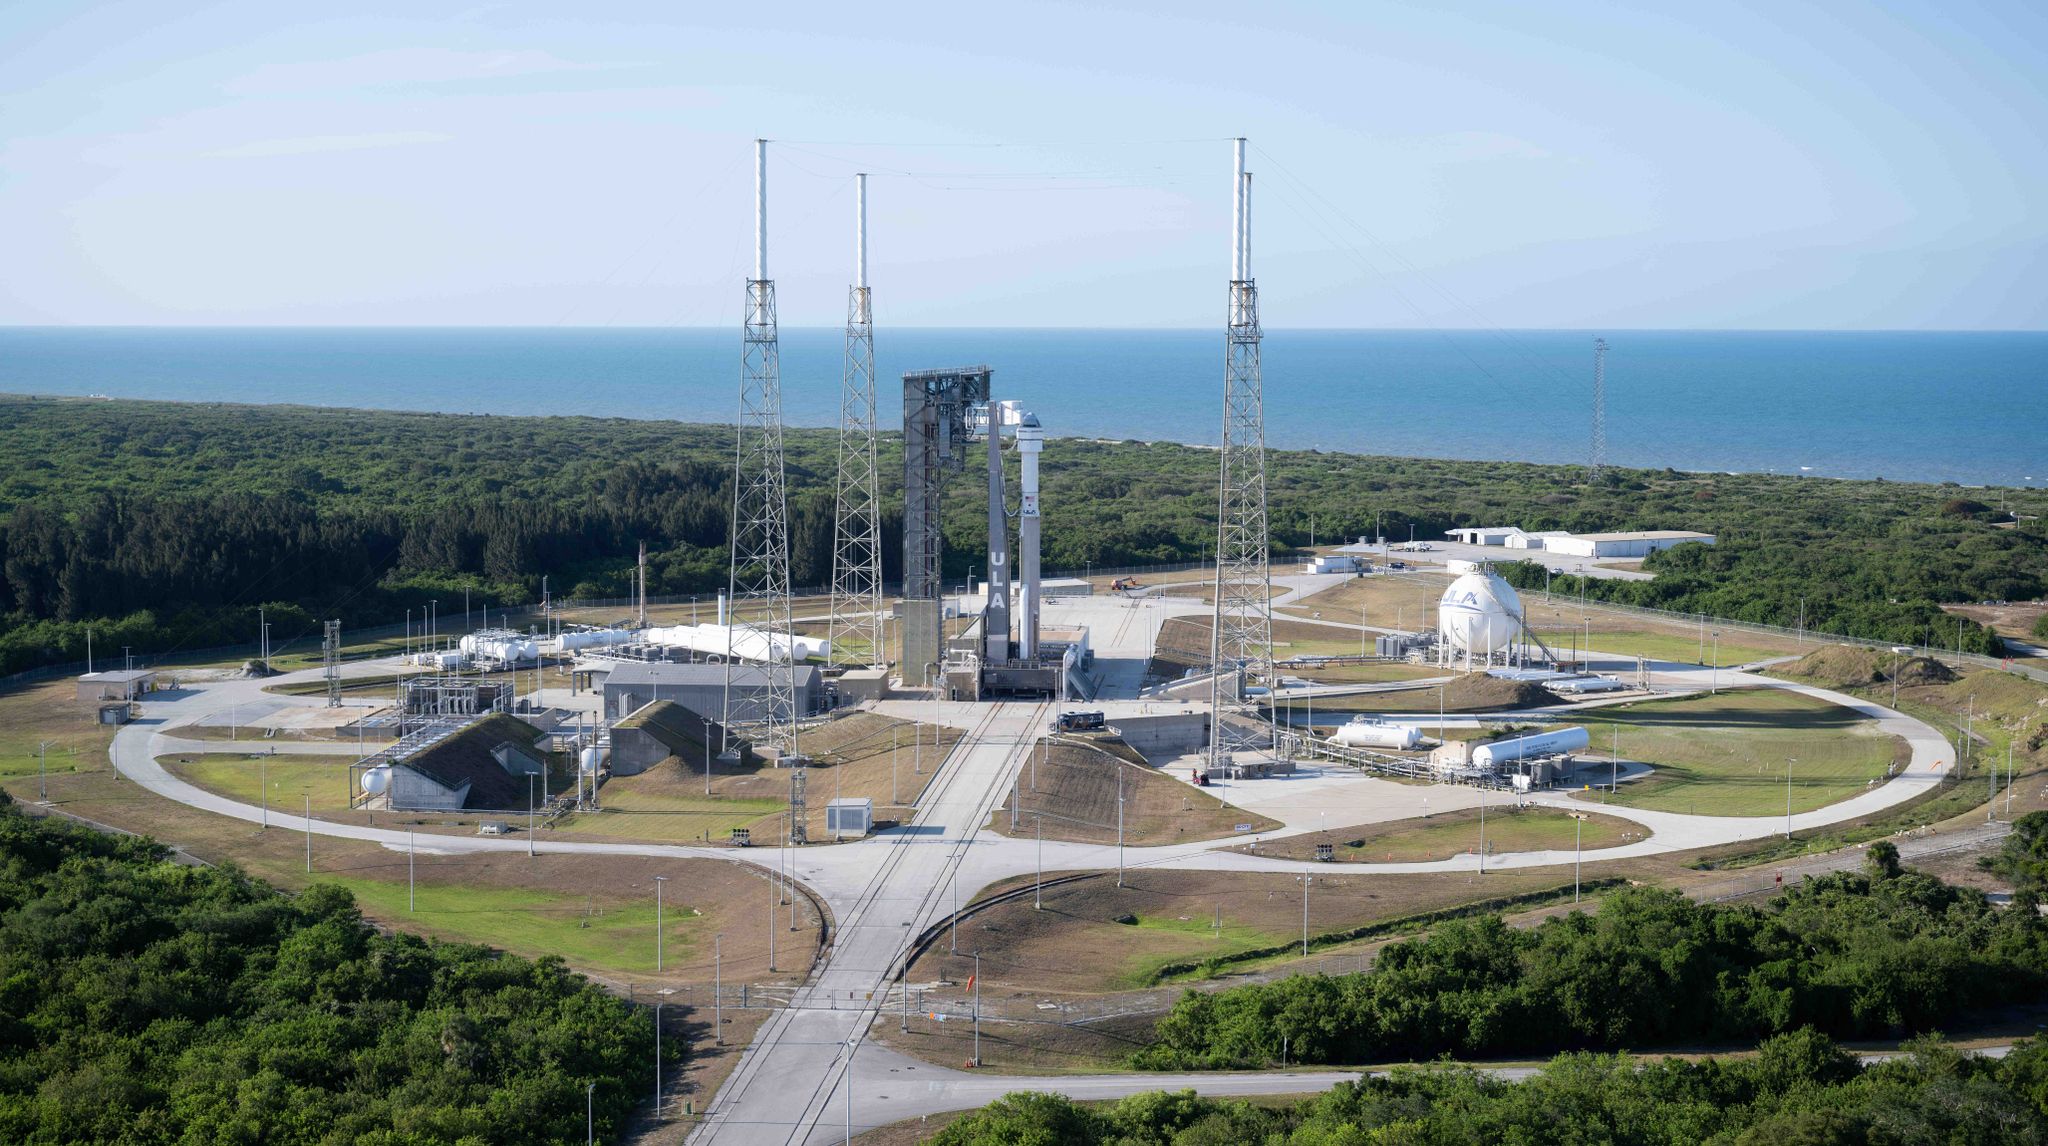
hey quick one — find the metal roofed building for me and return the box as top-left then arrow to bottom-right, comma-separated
76,670 -> 159,702
1542,530 -> 1716,559
599,661 -> 821,725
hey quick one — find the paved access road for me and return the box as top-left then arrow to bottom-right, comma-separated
104,595 -> 1973,1142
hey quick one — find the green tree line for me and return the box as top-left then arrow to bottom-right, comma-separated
1139,849 -> 2043,1069
0,395 -> 2038,673
935,1030 -> 2048,1144
0,793 -> 658,1144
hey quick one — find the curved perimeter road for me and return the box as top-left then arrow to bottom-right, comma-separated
108,629 -> 1965,1143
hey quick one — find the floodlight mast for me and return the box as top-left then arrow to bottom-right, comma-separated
724,138 -> 804,841
1208,138 -> 1274,775
831,173 -> 885,673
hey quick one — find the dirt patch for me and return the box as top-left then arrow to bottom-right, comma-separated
1233,807 -> 1641,864
986,739 -> 1277,846
1291,673 -> 1562,716
909,867 -> 1588,996
1780,647 -> 1959,691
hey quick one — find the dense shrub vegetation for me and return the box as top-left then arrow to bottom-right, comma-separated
937,1031 -> 2048,1145
0,395 -> 2038,672
1140,851 -> 2045,1069
0,793 -> 656,1144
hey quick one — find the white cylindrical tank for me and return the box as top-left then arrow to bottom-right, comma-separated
361,765 -> 392,795
1329,716 -> 1423,750
578,747 -> 605,775
1438,571 -> 1523,654
1472,726 -> 1591,769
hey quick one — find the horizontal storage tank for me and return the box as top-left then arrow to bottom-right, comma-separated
578,746 -> 605,775
459,632 -> 540,663
361,765 -> 392,795
553,628 -> 637,653
1471,726 -> 1591,769
1328,716 -> 1423,750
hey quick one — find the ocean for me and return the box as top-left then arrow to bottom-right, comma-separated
0,327 -> 2039,486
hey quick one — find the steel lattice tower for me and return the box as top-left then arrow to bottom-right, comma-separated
830,173 -> 884,670
322,620 -> 342,708
723,140 -> 805,839
1587,337 -> 1608,481
1208,140 -> 1274,770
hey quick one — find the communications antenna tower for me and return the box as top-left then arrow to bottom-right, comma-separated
1588,337 -> 1608,481
322,620 -> 342,708
830,173 -> 884,670
722,139 -> 805,840
1208,139 -> 1275,771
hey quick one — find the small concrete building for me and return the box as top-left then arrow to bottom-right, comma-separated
76,670 -> 157,702
825,797 -> 873,839
600,662 -> 821,725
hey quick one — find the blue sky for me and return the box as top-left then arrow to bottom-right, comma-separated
1,1 -> 2041,328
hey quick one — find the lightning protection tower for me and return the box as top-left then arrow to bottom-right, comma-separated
1587,337 -> 1608,481
723,139 -> 805,837
322,620 -> 342,708
830,173 -> 884,670
1208,139 -> 1275,771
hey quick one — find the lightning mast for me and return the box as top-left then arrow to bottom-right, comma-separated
1208,139 -> 1274,771
1587,337 -> 1608,481
724,139 -> 804,837
830,173 -> 884,670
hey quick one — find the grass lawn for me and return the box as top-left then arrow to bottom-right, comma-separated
1576,688 -> 1906,817
553,784 -> 788,844
1525,623 -> 1786,667
322,875 -> 709,975
1242,807 -> 1639,864
164,752 -> 365,812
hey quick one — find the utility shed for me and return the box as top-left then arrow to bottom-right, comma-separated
602,662 -> 820,724
387,713 -> 552,812
609,700 -> 756,776
77,670 -> 157,701
825,797 -> 873,839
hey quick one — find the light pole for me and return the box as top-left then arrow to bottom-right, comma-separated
767,862 -> 776,972
586,1081 -> 594,1145
37,739 -> 53,802
654,876 -> 668,972
1710,632 -> 1720,694
892,726 -> 899,805
1784,758 -> 1795,839
950,872 -> 959,954
704,717 -> 714,797
843,1035 -> 857,1143
972,948 -> 982,1067
1611,724 -> 1620,796
713,933 -> 723,1044
303,794 -> 312,873
1573,814 -> 1583,902
408,829 -> 416,912
1478,790 -> 1486,875
1116,765 -> 1126,887
259,754 -> 266,826
528,773 -> 537,857
1298,873 -> 1311,955
1035,815 -> 1044,909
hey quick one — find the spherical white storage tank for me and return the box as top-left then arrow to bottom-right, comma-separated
1471,726 -> 1591,769
578,746 -> 605,775
361,765 -> 392,795
1329,716 -> 1422,750
1438,571 -> 1524,655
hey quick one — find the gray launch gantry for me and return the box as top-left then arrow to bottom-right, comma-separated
900,366 -> 1074,700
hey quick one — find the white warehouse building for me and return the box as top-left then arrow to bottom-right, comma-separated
1444,527 -> 1714,560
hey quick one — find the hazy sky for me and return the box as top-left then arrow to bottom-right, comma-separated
2,1 -> 2042,329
